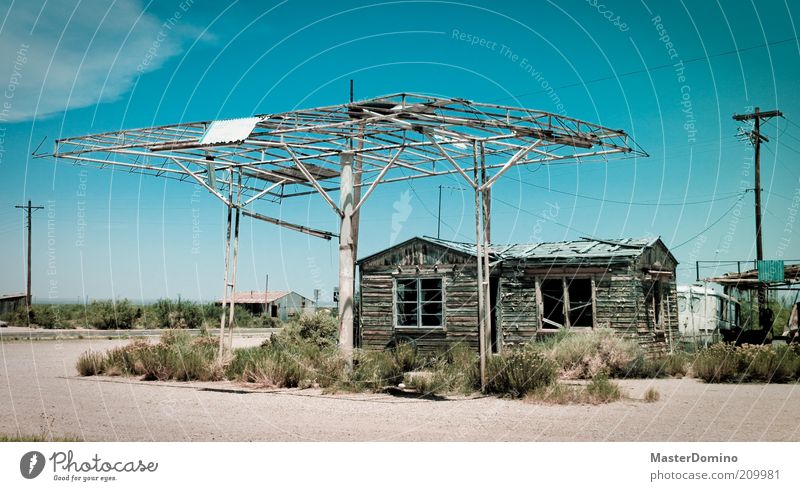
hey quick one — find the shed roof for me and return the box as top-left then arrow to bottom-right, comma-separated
0,293 -> 26,301
358,236 -> 674,265
216,290 -> 297,304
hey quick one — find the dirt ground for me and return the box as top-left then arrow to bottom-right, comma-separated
1,337 -> 798,441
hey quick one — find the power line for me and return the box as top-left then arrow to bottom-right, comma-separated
492,195 -> 595,237
670,193 -> 748,250
504,175 -> 743,206
493,36 -> 799,103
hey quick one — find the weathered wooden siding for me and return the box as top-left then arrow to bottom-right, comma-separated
359,265 -> 481,351
358,237 -> 680,353
498,265 -> 539,345
359,239 -> 481,351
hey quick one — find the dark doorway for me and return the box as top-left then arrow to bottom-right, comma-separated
490,276 -> 500,353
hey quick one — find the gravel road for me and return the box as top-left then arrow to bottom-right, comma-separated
1,338 -> 798,441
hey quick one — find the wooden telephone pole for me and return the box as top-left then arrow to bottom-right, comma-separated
14,200 -> 44,326
732,107 -> 782,331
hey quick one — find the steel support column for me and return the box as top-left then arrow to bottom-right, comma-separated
338,152 -> 356,367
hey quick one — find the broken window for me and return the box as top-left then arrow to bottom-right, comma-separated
541,278 -> 565,329
567,278 -> 593,328
645,280 -> 664,330
395,278 -> 443,328
540,277 -> 594,329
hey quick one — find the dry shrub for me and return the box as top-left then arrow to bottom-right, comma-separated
695,343 -> 800,383
694,343 -> 739,382
486,346 -> 557,397
76,351 -> 105,376
346,349 -> 405,390
627,352 -> 692,379
525,377 -> 625,405
585,374 -> 622,403
644,387 -> 660,402
548,329 -> 640,379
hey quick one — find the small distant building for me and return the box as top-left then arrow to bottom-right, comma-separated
216,291 -> 315,321
0,293 -> 26,316
357,236 -> 679,353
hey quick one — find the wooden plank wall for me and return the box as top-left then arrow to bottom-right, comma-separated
359,239 -> 481,351
358,239 -> 680,354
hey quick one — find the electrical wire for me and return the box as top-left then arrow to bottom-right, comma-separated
504,175 -> 744,206
491,195 -> 595,237
670,193 -> 748,250
492,36 -> 800,103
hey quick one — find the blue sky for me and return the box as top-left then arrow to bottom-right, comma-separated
0,0 -> 798,303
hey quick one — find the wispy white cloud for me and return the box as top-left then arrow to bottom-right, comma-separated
0,0 -> 204,122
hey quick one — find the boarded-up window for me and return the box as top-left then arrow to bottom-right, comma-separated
396,278 -> 443,328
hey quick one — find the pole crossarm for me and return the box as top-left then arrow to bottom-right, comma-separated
286,146 -> 343,216
171,158 -> 232,207
241,209 -> 336,240
479,140 -> 541,191
351,148 -> 404,215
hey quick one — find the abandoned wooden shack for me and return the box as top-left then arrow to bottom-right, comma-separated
356,236 -> 679,353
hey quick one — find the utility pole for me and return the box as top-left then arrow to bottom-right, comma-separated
437,185 -> 442,239
732,107 -> 782,333
14,200 -> 44,326
264,273 -> 271,317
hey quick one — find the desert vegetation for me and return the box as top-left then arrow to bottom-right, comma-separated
75,321 -> 800,403
693,343 -> 800,383
1,298 -> 280,330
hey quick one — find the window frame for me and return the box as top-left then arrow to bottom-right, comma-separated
536,275 -> 596,331
392,276 -> 445,330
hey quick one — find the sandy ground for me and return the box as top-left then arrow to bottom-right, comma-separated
1,337 -> 799,441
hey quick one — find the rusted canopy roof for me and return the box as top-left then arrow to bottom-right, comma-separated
48,93 -> 644,204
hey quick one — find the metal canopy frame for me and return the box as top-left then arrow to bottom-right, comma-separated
45,92 -> 645,388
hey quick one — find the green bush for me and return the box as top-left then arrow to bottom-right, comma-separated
87,300 -> 138,329
3,306 -> 30,326
274,312 -> 337,348
486,346 -> 557,397
31,305 -> 57,329
145,299 -> 203,329
202,303 -> 223,324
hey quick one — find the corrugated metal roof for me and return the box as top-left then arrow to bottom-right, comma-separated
200,117 -> 263,146
420,236 -> 659,261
